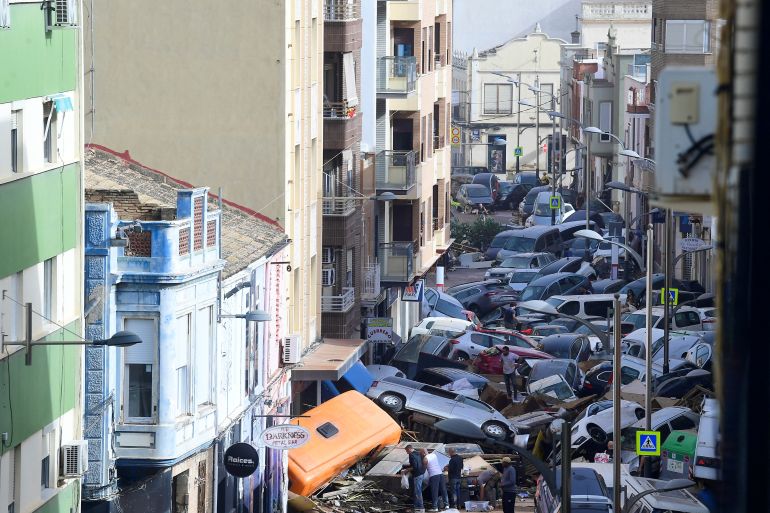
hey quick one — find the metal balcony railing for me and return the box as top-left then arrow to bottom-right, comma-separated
321,287 -> 356,313
379,242 -> 416,283
322,197 -> 358,216
375,150 -> 416,191
361,263 -> 386,307
323,99 -> 358,119
376,56 -> 417,94
323,0 -> 360,20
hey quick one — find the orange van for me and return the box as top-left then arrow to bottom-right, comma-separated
288,390 -> 402,496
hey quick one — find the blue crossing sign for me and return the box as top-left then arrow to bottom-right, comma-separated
550,196 -> 561,210
660,287 -> 679,306
514,146 -> 523,157
636,431 -> 661,456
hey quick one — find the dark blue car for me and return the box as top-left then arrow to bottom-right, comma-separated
518,272 -> 592,302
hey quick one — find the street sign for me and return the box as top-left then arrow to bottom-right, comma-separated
471,129 -> 481,142
402,279 -> 425,302
680,237 -> 706,252
651,210 -> 666,223
451,127 -> 461,147
366,317 -> 393,343
660,287 -> 679,306
514,146 -> 523,157
549,196 -> 561,210
260,425 -> 311,450
636,431 -> 661,456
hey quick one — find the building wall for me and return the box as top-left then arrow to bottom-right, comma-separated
0,3 -> 84,513
83,0 -> 321,355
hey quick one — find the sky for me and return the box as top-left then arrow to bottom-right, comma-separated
452,0 -> 582,54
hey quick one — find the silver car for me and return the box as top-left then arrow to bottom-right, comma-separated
366,376 -> 515,439
448,331 -> 508,361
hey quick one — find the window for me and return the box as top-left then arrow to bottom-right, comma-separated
585,301 -> 613,317
541,84 -> 554,110
42,101 -> 57,164
176,314 -> 192,416
483,84 -> 513,114
40,428 -> 55,491
670,415 -> 697,431
43,258 -> 54,322
598,101 -> 612,142
124,318 -> 157,421
665,20 -> 710,54
195,306 -> 214,407
559,301 -> 580,316
620,366 -> 640,385
10,110 -> 20,173
470,334 -> 493,348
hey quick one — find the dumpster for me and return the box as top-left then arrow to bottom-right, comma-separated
660,430 -> 698,479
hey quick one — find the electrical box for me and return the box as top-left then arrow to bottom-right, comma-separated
652,67 -> 717,210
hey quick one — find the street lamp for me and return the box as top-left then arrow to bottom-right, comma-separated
622,479 -> 695,513
220,309 -> 272,322
574,229 -> 646,273
0,301 -> 142,365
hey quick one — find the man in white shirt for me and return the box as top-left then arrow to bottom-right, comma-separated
423,449 -> 449,511
500,346 -> 519,399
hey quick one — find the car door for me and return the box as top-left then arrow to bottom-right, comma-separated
451,395 -> 493,427
468,333 -> 498,357
687,343 -> 713,369
411,386 -> 461,419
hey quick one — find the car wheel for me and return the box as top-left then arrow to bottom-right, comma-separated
379,393 -> 405,413
587,424 -> 608,444
454,351 -> 471,362
482,422 -> 509,440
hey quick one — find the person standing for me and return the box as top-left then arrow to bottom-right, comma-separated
445,448 -> 464,508
500,346 -> 519,400
404,445 -> 426,512
500,457 -> 517,513
424,449 -> 449,511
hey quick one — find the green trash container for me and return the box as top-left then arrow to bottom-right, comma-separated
660,430 -> 698,479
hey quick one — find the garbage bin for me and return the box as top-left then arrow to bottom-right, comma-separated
660,430 -> 698,480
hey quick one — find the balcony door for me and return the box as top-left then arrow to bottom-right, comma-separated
392,204 -> 413,242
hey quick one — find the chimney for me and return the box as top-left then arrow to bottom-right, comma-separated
571,15 -> 581,44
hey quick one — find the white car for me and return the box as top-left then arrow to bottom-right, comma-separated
525,191 -> 574,226
619,406 -> 700,473
570,399 -> 645,455
623,306 -> 704,331
698,307 -> 717,331
422,287 -> 468,319
410,317 -> 475,339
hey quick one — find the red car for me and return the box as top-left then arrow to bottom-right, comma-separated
472,328 -> 553,374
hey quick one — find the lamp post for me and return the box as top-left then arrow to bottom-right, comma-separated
0,301 -> 142,365
621,479 -> 695,513
220,309 -> 273,323
603,179 -> 645,279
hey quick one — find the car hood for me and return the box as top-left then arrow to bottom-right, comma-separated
508,346 -> 553,359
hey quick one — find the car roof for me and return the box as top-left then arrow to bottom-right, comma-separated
631,407 -> 694,428
423,367 -> 487,381
465,183 -> 489,190
517,224 -> 560,236
501,251 -> 549,259
539,257 -> 582,273
446,279 -> 504,292
541,333 -> 585,346
554,467 -> 608,497
529,272 -> 583,286
531,358 -> 574,371
551,294 -> 621,302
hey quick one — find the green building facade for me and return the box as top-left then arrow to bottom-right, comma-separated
0,2 -> 84,513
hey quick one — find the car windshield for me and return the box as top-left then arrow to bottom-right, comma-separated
599,237 -> 625,250
520,286 -> 545,301
510,272 -> 537,284
546,297 -> 565,309
436,299 -> 466,318
625,313 -> 661,330
530,362 -> 568,382
534,202 -> 552,216
501,256 -> 533,268
468,187 -> 489,198
489,234 -> 509,248
575,323 -> 608,335
543,343 -> 571,359
531,381 -> 575,401
499,183 -> 513,194
504,237 -> 536,252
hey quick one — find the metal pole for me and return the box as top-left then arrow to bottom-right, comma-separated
644,223 -> 654,479
551,111 -> 558,225
584,135 -> 592,261
516,73 -> 522,175
561,422 -> 571,513
535,86 -> 540,179
662,209 -> 671,374
25,302 -> 32,366
613,293 -> 622,512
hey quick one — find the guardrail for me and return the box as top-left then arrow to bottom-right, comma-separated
321,287 -> 355,313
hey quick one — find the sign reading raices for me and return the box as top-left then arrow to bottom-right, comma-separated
224,443 -> 259,477
261,425 -> 311,450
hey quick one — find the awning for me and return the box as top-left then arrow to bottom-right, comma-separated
49,94 -> 73,112
291,338 -> 367,381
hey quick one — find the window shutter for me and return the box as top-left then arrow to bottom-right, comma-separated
484,84 -> 498,114
124,319 -> 156,364
0,0 -> 10,28
343,53 -> 359,107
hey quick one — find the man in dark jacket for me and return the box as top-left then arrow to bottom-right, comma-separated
500,457 -> 517,513
444,447 -> 464,508
404,445 -> 426,511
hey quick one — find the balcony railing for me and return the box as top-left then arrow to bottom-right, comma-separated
361,263 -> 381,299
321,287 -> 356,313
323,0 -> 360,20
324,99 -> 358,119
377,56 -> 417,94
322,197 -> 358,216
627,64 -> 648,81
379,242 -> 416,283
376,150 -> 416,191
433,217 -> 441,231
433,135 -> 445,150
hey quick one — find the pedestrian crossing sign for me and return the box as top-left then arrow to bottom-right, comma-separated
636,430 -> 661,456
660,288 -> 679,306
550,196 -> 561,209
514,146 -> 523,157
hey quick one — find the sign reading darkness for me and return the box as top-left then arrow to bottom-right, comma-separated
224,443 -> 259,478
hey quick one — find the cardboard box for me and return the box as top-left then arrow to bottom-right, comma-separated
480,384 -> 511,411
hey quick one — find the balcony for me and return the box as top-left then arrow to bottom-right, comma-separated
323,196 -> 358,217
379,241 -> 417,284
377,56 -> 417,95
361,263 -> 385,307
375,150 -> 418,196
627,64 -> 648,82
323,0 -> 360,21
323,100 -> 362,149
322,287 -> 356,313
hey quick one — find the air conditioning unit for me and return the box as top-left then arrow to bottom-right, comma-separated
54,0 -> 77,26
322,247 -> 335,264
282,335 -> 302,365
322,268 -> 335,286
60,440 -> 88,478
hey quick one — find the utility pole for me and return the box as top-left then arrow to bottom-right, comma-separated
612,293 -> 622,512
644,223 -> 654,477
535,76 -> 540,179
662,209 -> 672,374
551,106 -> 558,225
516,72 -> 522,175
